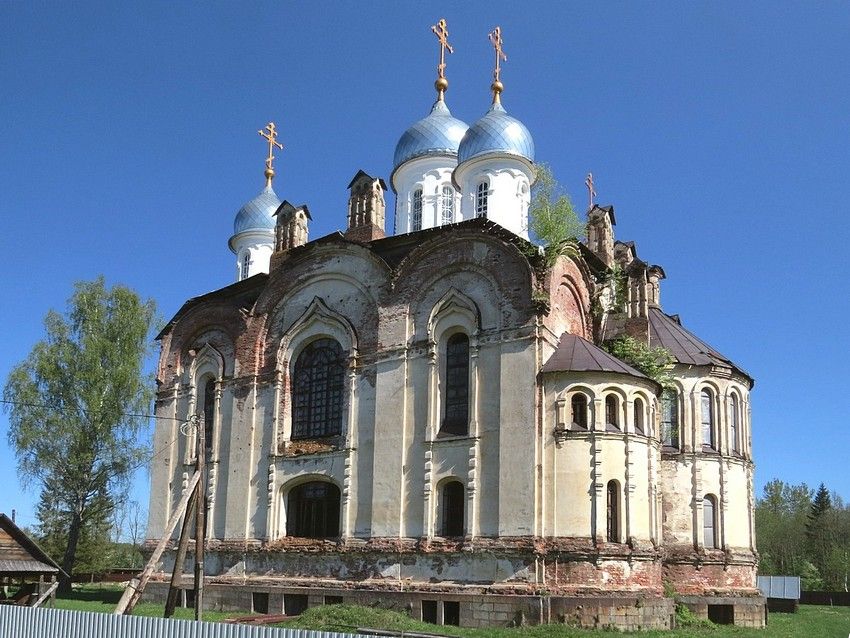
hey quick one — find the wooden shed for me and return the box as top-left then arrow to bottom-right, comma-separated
0,512 -> 65,607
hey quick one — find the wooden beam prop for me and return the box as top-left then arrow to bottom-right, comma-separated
114,470 -> 201,615
164,484 -> 198,618
30,581 -> 59,608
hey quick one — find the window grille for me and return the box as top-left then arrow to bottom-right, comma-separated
440,481 -> 465,537
442,334 -> 469,435
411,189 -> 423,231
441,185 -> 454,224
286,481 -> 340,538
703,495 -> 717,548
701,389 -> 715,448
241,253 -> 251,280
292,338 -> 345,439
661,390 -> 679,448
475,181 -> 488,217
571,394 -> 588,429
607,481 -> 620,542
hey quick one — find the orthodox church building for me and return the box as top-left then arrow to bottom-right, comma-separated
146,23 -> 764,629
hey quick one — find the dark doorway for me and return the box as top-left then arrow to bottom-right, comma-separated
443,600 -> 460,626
422,599 -> 438,624
707,604 -> 734,624
284,593 -> 309,616
252,592 -> 269,614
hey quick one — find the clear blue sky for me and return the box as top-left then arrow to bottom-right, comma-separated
1,2 -> 848,529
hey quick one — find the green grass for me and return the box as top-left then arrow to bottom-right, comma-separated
53,587 -> 850,637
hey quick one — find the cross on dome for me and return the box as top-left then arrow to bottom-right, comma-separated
258,122 -> 284,188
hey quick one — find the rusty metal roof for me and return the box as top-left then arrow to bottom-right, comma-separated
542,332 -> 652,384
649,307 -> 752,384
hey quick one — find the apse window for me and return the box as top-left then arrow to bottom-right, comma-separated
412,188 -> 423,231
292,338 -> 345,439
475,180 -> 488,217
441,333 -> 469,436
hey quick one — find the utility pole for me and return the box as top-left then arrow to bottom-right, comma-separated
193,415 -> 206,621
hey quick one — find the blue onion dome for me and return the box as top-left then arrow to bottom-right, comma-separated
393,100 -> 469,170
233,185 -> 281,235
457,102 -> 534,164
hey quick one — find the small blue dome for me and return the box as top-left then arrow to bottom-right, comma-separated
457,102 -> 534,164
393,100 -> 469,169
232,185 -> 281,235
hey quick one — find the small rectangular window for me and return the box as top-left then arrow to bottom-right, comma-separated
422,600 -> 438,624
252,592 -> 269,614
284,594 -> 308,616
324,595 -> 343,605
443,601 -> 460,626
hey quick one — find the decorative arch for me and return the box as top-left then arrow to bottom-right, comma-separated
278,475 -> 342,539
427,288 -> 480,343
277,297 -> 358,369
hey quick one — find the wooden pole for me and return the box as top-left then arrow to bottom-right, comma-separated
164,484 -> 198,618
194,418 -> 206,621
113,470 -> 201,615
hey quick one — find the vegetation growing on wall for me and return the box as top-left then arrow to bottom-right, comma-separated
603,335 -> 674,387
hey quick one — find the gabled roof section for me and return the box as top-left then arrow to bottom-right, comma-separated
274,200 -> 312,221
542,333 -> 656,388
347,169 -> 388,191
0,513 -> 66,577
156,274 -> 268,340
649,307 -> 752,384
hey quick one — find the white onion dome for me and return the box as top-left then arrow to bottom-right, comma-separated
457,102 -> 534,164
229,185 -> 280,250
392,100 -> 469,173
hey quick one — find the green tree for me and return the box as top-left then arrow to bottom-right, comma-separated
528,163 -> 584,265
3,277 -> 156,592
807,483 -> 834,583
755,479 -> 812,578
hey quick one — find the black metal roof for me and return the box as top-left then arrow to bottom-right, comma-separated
649,307 -> 752,384
542,332 -> 656,389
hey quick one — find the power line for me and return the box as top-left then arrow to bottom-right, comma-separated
0,398 -> 193,424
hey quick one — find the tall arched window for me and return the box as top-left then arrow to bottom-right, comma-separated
475,181 -> 488,218
701,389 -> 715,449
703,494 -> 717,548
441,185 -> 454,225
440,480 -> 465,537
571,394 -> 588,429
633,397 -> 645,434
241,253 -> 251,281
292,338 -> 345,439
202,378 -> 215,457
411,189 -> 423,231
729,394 -> 739,453
286,481 -> 340,538
605,395 -> 619,430
661,390 -> 679,449
442,334 -> 470,436
606,480 -> 620,542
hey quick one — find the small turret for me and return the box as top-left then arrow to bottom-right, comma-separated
587,205 -> 616,267
275,201 -> 311,253
345,170 -> 387,242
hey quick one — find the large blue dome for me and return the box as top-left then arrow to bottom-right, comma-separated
393,100 -> 469,170
457,102 -> 534,164
232,185 -> 281,235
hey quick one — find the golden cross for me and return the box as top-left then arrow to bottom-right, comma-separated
431,18 -> 453,81
258,121 -> 283,187
585,173 -> 597,208
489,26 -> 507,84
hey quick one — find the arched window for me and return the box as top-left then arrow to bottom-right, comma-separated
605,395 -> 619,430
661,390 -> 679,449
292,338 -> 345,439
286,481 -> 340,538
411,189 -> 423,231
202,378 -> 215,457
241,253 -> 251,281
442,333 -> 469,436
606,480 -> 620,543
440,481 -> 465,537
729,394 -> 739,453
571,394 -> 588,429
701,389 -> 715,449
633,397 -> 645,434
441,185 -> 454,225
703,494 -> 717,548
475,181 -> 488,218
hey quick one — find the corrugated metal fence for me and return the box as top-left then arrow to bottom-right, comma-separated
0,605 -> 359,638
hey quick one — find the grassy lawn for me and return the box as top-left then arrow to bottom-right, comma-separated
53,586 -> 850,637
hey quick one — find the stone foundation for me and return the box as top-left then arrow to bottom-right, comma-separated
143,580 -> 676,630
677,595 -> 766,628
